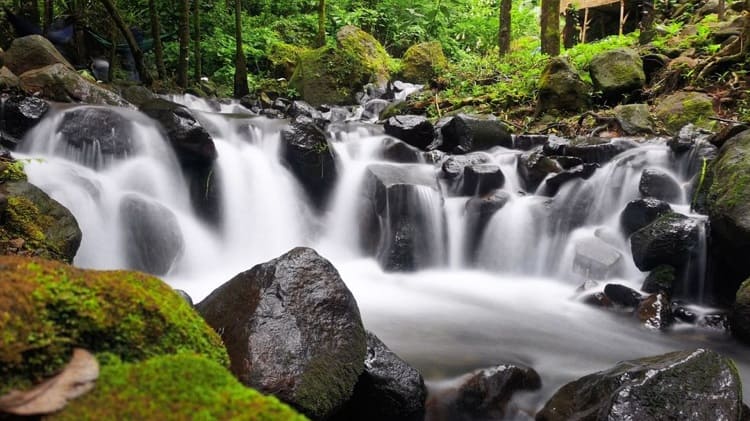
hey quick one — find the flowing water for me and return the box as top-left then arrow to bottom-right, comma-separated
14,96 -> 750,417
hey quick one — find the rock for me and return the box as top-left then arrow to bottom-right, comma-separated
0,256 -> 228,397
384,115 -> 435,150
0,67 -> 20,90
613,103 -> 654,135
174,289 -> 194,306
0,94 -> 49,140
379,100 -> 411,120
268,42 -> 305,79
361,164 -> 444,271
582,292 -> 613,308
536,57 -> 591,115
3,35 -> 73,76
119,85 -> 156,108
333,332 -> 427,421
654,91 -> 716,134
281,116 -> 338,209
642,54 -> 669,83
513,134 -> 548,151
50,354 -> 305,421
573,237 -> 623,280
731,278 -> 750,344
670,123 -> 714,153
536,349 -> 742,421
453,365 -> 541,420
401,41 -> 448,84
642,264 -> 676,295
55,107 -> 135,168
287,100 -> 323,120
588,48 -> 645,102
289,26 -> 391,106
544,163 -> 597,196
381,138 -> 425,163
362,99 -> 389,120
517,149 -> 562,192
543,135 -> 637,164
461,164 -> 504,196
465,190 -> 511,259
603,283 -> 642,308
630,213 -> 701,271
673,302 -> 698,324
441,152 -> 492,179
196,248 -> 366,419
637,293 -> 673,330
639,168 -> 683,202
620,197 -> 672,236
439,114 -> 512,153
119,194 -> 184,276
551,156 -> 583,170
19,63 -> 131,106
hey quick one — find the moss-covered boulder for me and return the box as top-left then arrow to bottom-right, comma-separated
730,277 -> 750,344
0,160 -> 81,263
268,42 -> 308,80
614,103 -> 654,135
536,349 -> 742,420
588,48 -> 645,102
290,26 -> 391,106
536,57 -> 591,115
49,354 -> 307,420
19,63 -> 132,107
3,35 -> 73,77
0,67 -> 19,91
401,42 -> 448,84
0,256 -> 228,396
654,91 -> 715,134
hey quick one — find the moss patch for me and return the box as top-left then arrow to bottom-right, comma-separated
0,256 -> 228,396
49,354 -> 307,421
401,42 -> 448,84
654,91 -> 716,134
706,129 -> 750,219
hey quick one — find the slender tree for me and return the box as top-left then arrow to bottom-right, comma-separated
718,0 -> 725,20
540,0 -> 560,56
233,0 -> 249,97
98,0 -> 153,85
148,0 -> 166,79
193,0 -> 202,81
43,0 -> 52,32
316,0 -> 326,47
498,0 -> 511,56
177,0 -> 190,89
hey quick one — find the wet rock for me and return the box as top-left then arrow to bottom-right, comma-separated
441,152 -> 492,180
553,156 -> 584,169
543,135 -> 637,164
196,247 -> 367,420
700,313 -> 730,332
573,237 -> 623,280
1,95 -> 49,141
281,116 -> 338,209
654,91 -> 716,134
512,134 -> 548,151
603,283 -> 642,308
517,149 -> 562,193
439,114 -> 512,153
384,115 -> 435,150
536,57 -> 591,115
641,264 -> 676,295
672,303 -> 698,323
119,85 -> 156,108
119,194 -> 184,275
461,164 -> 504,196
19,63 -> 131,107
0,67 -> 20,91
287,100 -> 323,121
589,48 -> 645,102
56,107 -> 134,168
465,190 -> 511,259
544,163 -> 597,196
619,197 -> 672,236
582,292 -> 613,308
451,365 -> 541,420
536,349 -> 742,421
381,138 -> 424,163
669,123 -> 713,153
613,103 -> 654,135
638,168 -> 682,202
630,213 -> 701,271
333,332 -> 427,421
731,278 -> 750,344
637,293 -> 673,330
3,35 -> 73,76
362,99 -> 389,121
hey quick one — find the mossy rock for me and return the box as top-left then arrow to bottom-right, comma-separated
268,42 -> 308,80
19,63 -> 131,107
0,256 -> 228,396
401,42 -> 448,84
289,26 -> 391,106
588,48 -> 645,101
654,91 -> 715,134
537,57 -> 591,115
49,354 -> 307,421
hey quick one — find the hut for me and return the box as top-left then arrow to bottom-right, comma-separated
561,0 -> 646,44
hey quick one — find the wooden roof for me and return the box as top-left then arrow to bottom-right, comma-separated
561,0 -> 621,12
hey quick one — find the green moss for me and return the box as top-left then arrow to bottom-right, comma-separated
0,160 -> 28,182
707,131 -> 750,216
268,42 -> 308,80
401,42 -> 449,84
654,91 -> 716,134
50,354 -> 308,421
0,256 -> 228,396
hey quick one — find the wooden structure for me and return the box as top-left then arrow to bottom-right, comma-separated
561,0 -> 640,44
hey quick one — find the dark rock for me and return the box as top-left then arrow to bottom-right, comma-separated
573,237 -> 623,280
613,104 -> 654,135
544,163 -> 597,196
465,190 -> 511,259
552,156 -> 584,169
589,48 -> 645,102
55,107 -> 134,168
603,283 -> 642,308
670,123 -> 713,153
4,35 -> 73,76
731,279 -> 750,343
543,135 -> 637,164
1,95 -> 49,140
384,115 -> 435,150
642,54 -> 669,84
673,303 -> 698,323
333,332 -> 426,421
119,85 -> 156,108
287,100 -> 323,121
196,247 -> 367,420
362,99 -> 389,121
639,168 -> 683,202
453,365 -> 541,420
620,197 -> 672,236
710,124 -> 749,149
512,134 -> 548,150
281,116 -> 338,210
20,63 -> 131,106
272,97 -> 291,112
637,293 -> 673,330
461,164 -> 504,196
642,264 -> 676,295
536,57 -> 591,115
439,114 -> 512,154
381,138 -> 424,163
261,108 -> 284,119
140,99 -> 217,166
582,292 -> 613,308
119,194 -> 184,275
517,149 -> 562,193
701,313 -> 730,332
440,152 -> 492,180
537,349 -> 742,421
630,213 -> 701,271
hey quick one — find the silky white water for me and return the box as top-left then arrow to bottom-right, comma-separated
16,98 -> 750,413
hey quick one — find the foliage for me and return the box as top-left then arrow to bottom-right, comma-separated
564,32 -> 639,83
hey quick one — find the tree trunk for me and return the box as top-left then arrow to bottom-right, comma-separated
718,0 -> 725,20
73,0 -> 86,63
108,25 -> 116,82
43,0 -> 52,32
563,5 -> 577,49
19,0 -> 40,29
148,0 -> 166,79
316,0 -> 326,47
177,0 -> 189,89
540,0 -> 560,56
193,0 -> 202,81
233,0 -> 249,98
498,0 -> 511,56
638,1 -> 655,44
98,0 -> 153,85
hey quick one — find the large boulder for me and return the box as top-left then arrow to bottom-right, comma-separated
19,63 -> 131,107
536,349 -> 742,421
439,114 -> 512,154
517,149 -> 562,192
290,26 -> 391,106
448,365 -> 541,420
536,57 -> 591,115
333,332 -> 427,421
620,197 -> 672,236
3,35 -> 73,76
441,152 -> 493,180
384,115 -> 435,150
465,190 -> 511,259
630,212 -> 701,271
543,163 -> 597,196
0,67 -> 20,91
0,94 -> 49,141
0,256 -> 228,397
731,278 -> 750,344
638,168 -> 683,202
50,354 -> 305,421
588,48 -> 645,102
461,164 -> 504,196
281,116 -> 338,209
361,164 -> 444,271
401,41 -> 448,84
55,107 -> 134,169
119,194 -> 184,276
613,103 -> 654,135
196,247 -> 367,419
654,91 -> 716,134
543,135 -> 637,164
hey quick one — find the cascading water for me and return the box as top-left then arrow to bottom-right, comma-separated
17,97 -> 750,415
